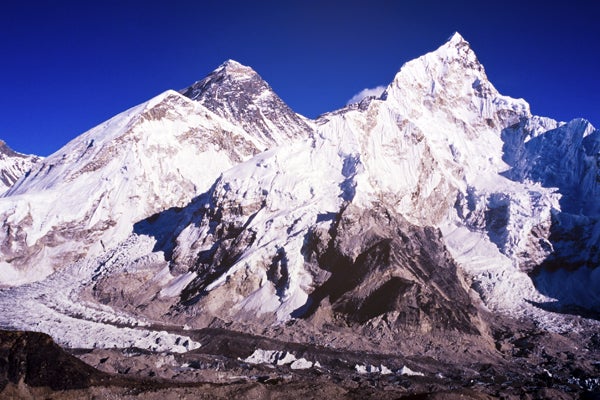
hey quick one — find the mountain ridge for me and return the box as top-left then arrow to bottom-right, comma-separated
1,32 -> 597,318
0,33 -> 598,398
0,82 -> 312,285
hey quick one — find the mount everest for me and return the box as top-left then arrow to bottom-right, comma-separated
0,32 -> 599,398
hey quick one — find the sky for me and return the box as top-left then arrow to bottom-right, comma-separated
1,0 -> 599,156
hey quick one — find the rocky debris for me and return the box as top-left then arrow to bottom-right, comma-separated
2,327 -> 598,399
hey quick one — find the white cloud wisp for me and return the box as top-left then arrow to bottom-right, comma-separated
346,85 -> 386,105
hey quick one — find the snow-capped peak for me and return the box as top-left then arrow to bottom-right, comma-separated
217,59 -> 257,78
435,30 -> 481,66
180,59 -> 314,146
0,86 -> 272,285
386,30 -> 485,94
447,31 -> 467,45
181,59 -> 260,102
184,59 -> 259,86
381,31 -> 529,129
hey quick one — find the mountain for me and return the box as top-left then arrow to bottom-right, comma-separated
92,31 -> 597,332
0,33 -> 599,398
0,66 -> 314,285
0,140 -> 40,193
180,59 -> 313,146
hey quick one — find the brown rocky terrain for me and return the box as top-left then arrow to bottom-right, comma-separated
1,324 -> 599,399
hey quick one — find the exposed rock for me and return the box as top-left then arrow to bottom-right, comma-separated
181,59 -> 313,146
0,330 -> 109,391
299,203 -> 480,336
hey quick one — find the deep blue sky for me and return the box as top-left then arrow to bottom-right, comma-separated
2,1 -> 599,156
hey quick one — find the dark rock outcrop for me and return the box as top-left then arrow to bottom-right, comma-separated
300,204 -> 480,335
0,330 -> 109,391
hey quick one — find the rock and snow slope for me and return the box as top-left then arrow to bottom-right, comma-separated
0,140 -> 40,194
0,33 -> 598,352
181,59 -> 313,146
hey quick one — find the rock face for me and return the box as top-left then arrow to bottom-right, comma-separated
299,204 -> 478,335
181,59 -> 313,146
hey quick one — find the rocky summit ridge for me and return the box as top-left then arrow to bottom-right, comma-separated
0,33 -> 599,398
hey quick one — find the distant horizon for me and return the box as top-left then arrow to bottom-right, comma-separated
2,1 -> 599,156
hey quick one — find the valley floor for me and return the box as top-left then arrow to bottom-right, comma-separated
2,327 -> 600,399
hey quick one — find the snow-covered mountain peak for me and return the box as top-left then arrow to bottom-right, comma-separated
447,31 -> 467,45
0,86 -> 275,285
184,59 -> 261,87
384,32 -> 487,103
437,31 -> 479,64
180,60 -> 259,102
180,60 -> 314,145
217,59 -> 257,79
381,33 -> 530,131
443,31 -> 475,56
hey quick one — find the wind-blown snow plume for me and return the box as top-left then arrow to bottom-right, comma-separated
346,85 -> 386,105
